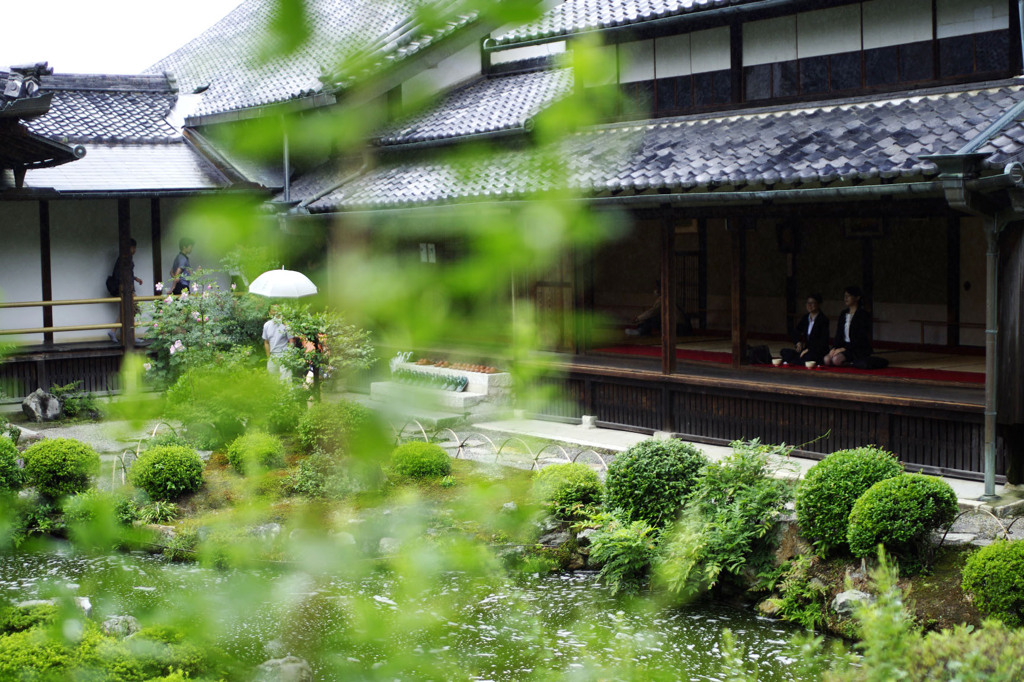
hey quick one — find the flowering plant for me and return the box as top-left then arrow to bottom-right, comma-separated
275,304 -> 375,394
138,268 -> 267,385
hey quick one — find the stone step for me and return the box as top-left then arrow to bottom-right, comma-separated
370,381 -> 487,410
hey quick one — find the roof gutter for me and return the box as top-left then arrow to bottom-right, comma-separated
375,123 -> 531,153
486,0 -> 802,52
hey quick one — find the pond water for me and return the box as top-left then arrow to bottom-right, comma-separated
0,548 -> 847,680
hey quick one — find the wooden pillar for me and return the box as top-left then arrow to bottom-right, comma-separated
151,198 -> 162,289
946,215 -> 961,347
117,199 -> 135,349
697,219 -> 708,331
660,215 -> 677,375
39,201 -> 53,346
729,217 -> 748,367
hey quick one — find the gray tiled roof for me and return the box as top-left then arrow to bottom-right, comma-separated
0,72 -> 179,144
377,67 -> 573,146
146,0 -> 478,120
301,82 -> 1024,211
22,143 -> 226,192
490,0 -> 764,48
0,71 -> 227,192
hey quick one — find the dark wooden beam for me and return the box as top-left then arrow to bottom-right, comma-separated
729,217 -> 748,367
698,219 -> 708,331
947,215 -> 961,347
118,199 -> 135,349
38,200 -> 52,346
660,215 -> 677,375
150,198 -> 162,290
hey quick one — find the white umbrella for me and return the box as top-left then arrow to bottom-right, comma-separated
248,267 -> 318,298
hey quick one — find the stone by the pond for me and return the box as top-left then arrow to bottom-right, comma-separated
330,531 -> 356,546
251,523 -> 281,540
102,615 -> 141,638
501,501 -> 518,513
756,598 -> 782,618
379,537 -> 401,555
22,389 -> 61,422
538,530 -> 571,546
254,655 -> 313,682
772,514 -> 812,565
932,531 -> 977,546
831,590 -> 874,617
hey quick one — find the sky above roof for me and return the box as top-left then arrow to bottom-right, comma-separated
0,0 -> 243,75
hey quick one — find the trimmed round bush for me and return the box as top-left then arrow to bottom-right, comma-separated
795,446 -> 903,555
225,432 -> 285,474
0,437 -> 24,493
130,445 -> 204,501
533,463 -> 603,519
604,438 -> 707,527
390,442 -> 451,479
962,539 -> 1024,626
22,438 -> 99,499
847,473 -> 959,574
297,400 -> 375,454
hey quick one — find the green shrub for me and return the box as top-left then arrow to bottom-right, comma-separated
657,441 -> 792,598
49,380 -> 99,420
589,518 -> 659,594
795,446 -> 903,556
226,432 -> 285,474
0,436 -> 24,492
62,489 -> 138,549
145,430 -> 192,451
962,540 -> 1024,627
22,438 -> 100,499
847,474 -> 959,575
604,438 -> 707,527
130,445 -> 204,501
296,400 -> 375,454
287,451 -> 356,499
0,602 -> 58,635
390,442 -> 452,479
264,384 -> 307,435
769,555 -> 828,629
533,463 -> 603,519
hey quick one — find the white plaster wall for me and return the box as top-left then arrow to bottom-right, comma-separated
490,41 -> 566,65
744,15 -> 797,66
691,26 -> 731,74
0,201 -> 44,344
161,197 -> 231,292
655,34 -> 692,78
619,39 -> 654,83
581,44 -> 618,86
863,0 -> 932,49
937,0 -> 1009,39
402,42 -> 482,101
50,199 -> 123,341
797,5 -> 862,59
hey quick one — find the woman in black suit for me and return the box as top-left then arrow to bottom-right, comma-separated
824,285 -> 872,366
780,293 -> 829,365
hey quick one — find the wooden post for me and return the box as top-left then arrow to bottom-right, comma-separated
39,201 -> 53,346
697,219 -> 708,331
946,215 -> 961,347
117,199 -> 135,349
660,214 -> 677,375
151,198 -> 162,289
728,217 -> 748,368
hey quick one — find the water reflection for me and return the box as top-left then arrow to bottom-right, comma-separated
0,551 -> 845,679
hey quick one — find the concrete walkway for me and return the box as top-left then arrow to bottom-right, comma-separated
467,417 -> 1024,517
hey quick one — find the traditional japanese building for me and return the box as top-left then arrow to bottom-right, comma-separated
5,0 -> 1024,489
